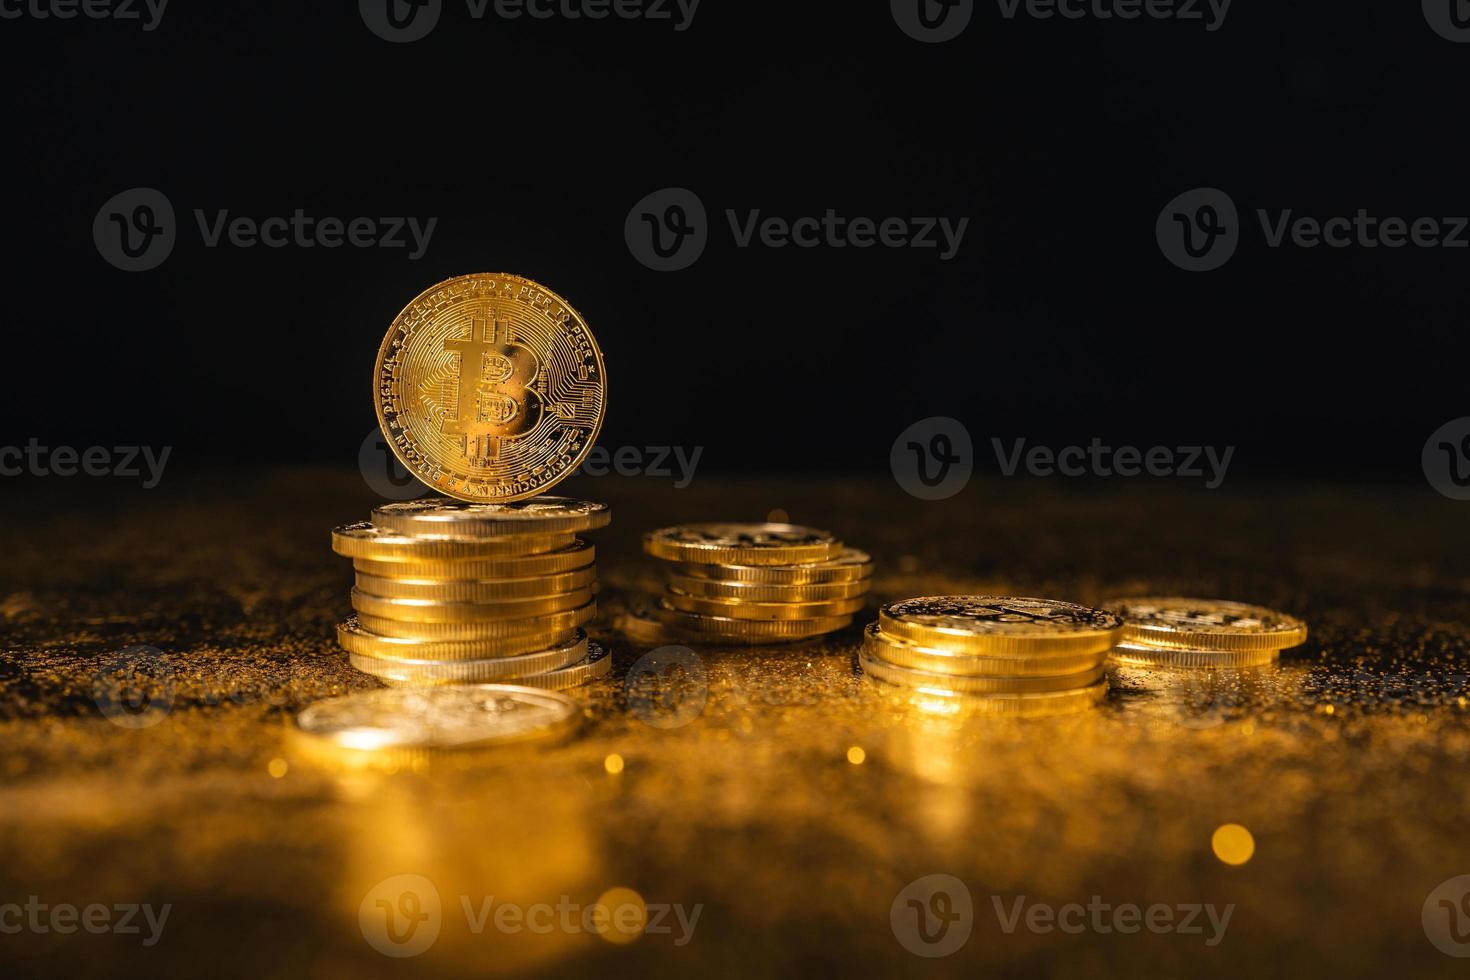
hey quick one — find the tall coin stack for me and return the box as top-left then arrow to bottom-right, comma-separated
861,596 -> 1120,716
330,497 -> 611,689
1106,597 -> 1308,668
642,523 -> 873,644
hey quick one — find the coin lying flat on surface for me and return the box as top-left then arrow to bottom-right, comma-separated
331,522 -> 574,562
350,587 -> 594,623
643,523 -> 843,566
859,651 -> 1105,695
354,567 -> 597,602
668,575 -> 870,602
336,617 -> 582,662
878,596 -> 1124,657
512,643 -> 612,692
1110,641 -> 1284,669
673,548 -> 873,585
1107,597 -> 1308,653
290,685 -> 583,765
372,497 -> 611,538
655,600 -> 853,644
357,601 -> 596,641
374,272 -> 606,503
664,588 -> 867,621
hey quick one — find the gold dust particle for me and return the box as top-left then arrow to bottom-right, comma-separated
846,746 -> 867,765
766,508 -> 789,523
604,753 -> 625,775
1212,824 -> 1255,866
267,758 -> 288,778
595,887 -> 646,945
1323,704 -> 1336,716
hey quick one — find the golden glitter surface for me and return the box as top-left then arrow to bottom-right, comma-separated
1,473 -> 1469,977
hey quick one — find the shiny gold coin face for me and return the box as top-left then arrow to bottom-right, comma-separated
352,539 -> 595,580
349,629 -> 591,684
667,574 -> 870,602
372,497 -> 610,538
357,602 -> 595,640
1110,641 -> 1283,669
674,548 -> 873,585
374,273 -> 607,502
331,522 -> 574,561
337,617 -> 581,661
513,643 -> 612,691
655,599 -> 852,643
351,588 -> 593,623
355,567 -> 597,602
862,623 -> 1106,677
663,587 -> 866,621
859,651 -> 1105,695
643,523 -> 842,566
879,596 -> 1123,657
292,685 -> 582,754
1108,597 -> 1308,652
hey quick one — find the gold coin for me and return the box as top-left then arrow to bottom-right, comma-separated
337,616 -> 581,661
513,643 -> 612,691
356,601 -> 595,640
655,600 -> 852,643
859,651 -> 1105,694
1108,597 -> 1308,653
861,623 -> 1106,677
663,588 -> 866,621
374,272 -> 607,503
288,684 -> 582,770
372,497 -> 610,538
352,539 -> 595,580
668,575 -> 869,602
331,522 -> 574,561
869,675 -> 1109,718
351,588 -> 593,623
674,548 -> 873,585
643,523 -> 842,566
1109,642 -> 1282,669
355,567 -> 597,601
348,630 -> 591,684
878,596 -> 1123,657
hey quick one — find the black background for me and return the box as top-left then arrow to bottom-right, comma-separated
1,1 -> 1463,480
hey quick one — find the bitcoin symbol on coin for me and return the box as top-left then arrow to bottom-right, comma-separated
443,315 -> 544,464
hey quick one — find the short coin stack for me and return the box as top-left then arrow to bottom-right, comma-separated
861,596 -> 1121,715
329,497 -> 611,689
642,523 -> 872,644
1106,597 -> 1308,668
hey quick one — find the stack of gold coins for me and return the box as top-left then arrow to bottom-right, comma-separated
641,523 -> 873,644
1106,597 -> 1308,668
330,497 -> 611,689
861,596 -> 1120,715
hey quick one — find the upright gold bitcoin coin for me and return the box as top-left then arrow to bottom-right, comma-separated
375,273 -> 607,503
